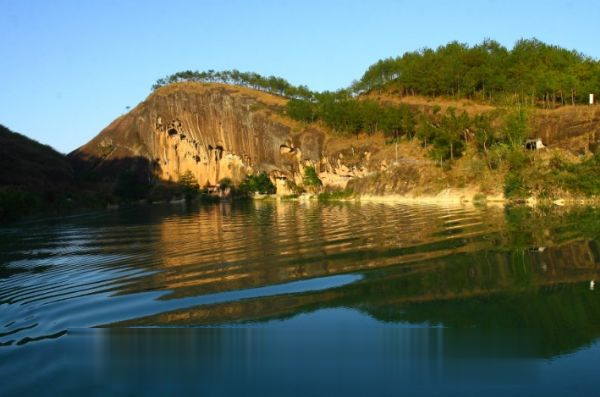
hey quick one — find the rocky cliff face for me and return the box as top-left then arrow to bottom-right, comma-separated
71,83 -> 375,193
71,82 -> 600,198
532,107 -> 600,154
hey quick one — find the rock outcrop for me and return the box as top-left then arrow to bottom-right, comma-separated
70,82 -> 600,198
71,83 -> 334,191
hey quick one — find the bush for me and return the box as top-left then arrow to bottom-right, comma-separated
239,172 -> 275,195
318,188 -> 354,201
303,166 -> 322,189
504,152 -> 600,199
147,183 -> 178,203
506,148 -> 527,171
286,99 -> 316,122
503,106 -> 530,148
219,177 -> 233,190
178,171 -> 199,201
504,171 -> 527,198
550,153 -> 600,196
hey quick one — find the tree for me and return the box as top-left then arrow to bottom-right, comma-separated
303,166 -> 322,191
503,106 -> 530,148
219,177 -> 233,190
238,172 -> 275,195
178,170 -> 199,201
287,99 -> 316,122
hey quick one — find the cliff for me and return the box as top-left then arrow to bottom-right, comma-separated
70,82 -> 600,200
70,83 -> 327,193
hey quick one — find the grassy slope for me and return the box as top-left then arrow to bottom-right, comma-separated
338,89 -> 600,200
107,83 -> 600,200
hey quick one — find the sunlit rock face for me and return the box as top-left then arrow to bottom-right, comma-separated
70,83 -> 329,189
69,82 -> 406,194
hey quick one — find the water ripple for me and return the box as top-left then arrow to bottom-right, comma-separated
2,201 -> 589,347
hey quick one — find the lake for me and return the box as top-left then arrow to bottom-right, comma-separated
1,201 -> 599,396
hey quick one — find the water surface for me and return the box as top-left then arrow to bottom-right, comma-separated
1,201 -> 599,396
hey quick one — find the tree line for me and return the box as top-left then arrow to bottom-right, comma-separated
150,39 -> 598,179
352,38 -> 600,106
287,92 -> 416,138
154,39 -> 599,107
151,68 -> 535,168
152,69 -> 314,100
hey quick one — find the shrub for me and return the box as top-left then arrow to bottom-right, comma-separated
219,177 -> 233,190
239,172 -> 275,195
504,171 -> 527,198
318,188 -> 354,201
178,170 -> 199,201
550,153 -> 600,196
147,183 -> 178,203
506,148 -> 527,171
303,166 -> 322,188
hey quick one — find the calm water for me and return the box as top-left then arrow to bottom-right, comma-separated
1,201 -> 599,396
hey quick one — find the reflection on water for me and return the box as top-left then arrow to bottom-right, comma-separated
1,201 -> 599,395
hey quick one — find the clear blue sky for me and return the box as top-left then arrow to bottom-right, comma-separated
1,0 -> 599,153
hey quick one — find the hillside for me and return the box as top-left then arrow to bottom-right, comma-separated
366,91 -> 600,151
70,83 -> 323,190
2,38 -> 599,218
2,81 -> 599,225
0,124 -> 73,188
70,82 -> 389,195
69,81 -> 600,203
0,125 -> 77,222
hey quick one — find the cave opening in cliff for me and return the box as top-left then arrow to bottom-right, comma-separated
168,128 -> 177,136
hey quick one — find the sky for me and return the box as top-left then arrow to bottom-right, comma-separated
1,0 -> 599,154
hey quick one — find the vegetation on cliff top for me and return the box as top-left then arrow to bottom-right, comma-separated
152,69 -> 313,100
2,39 -> 599,223
154,38 -> 600,107
151,39 -> 600,201
354,39 -> 600,106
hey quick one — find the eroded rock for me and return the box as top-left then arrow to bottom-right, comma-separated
70,83 -> 392,194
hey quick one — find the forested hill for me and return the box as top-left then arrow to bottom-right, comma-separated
353,39 -> 600,106
147,39 -> 600,202
0,125 -> 77,222
154,39 -> 600,107
0,124 -> 73,188
2,38 -> 598,224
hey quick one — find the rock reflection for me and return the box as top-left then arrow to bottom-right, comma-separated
114,235 -> 600,358
123,201 -> 506,299
2,202 -> 600,358
106,203 -> 600,359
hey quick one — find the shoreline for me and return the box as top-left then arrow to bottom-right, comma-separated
357,190 -> 493,206
3,192 -> 598,227
277,188 -> 600,208
354,193 -> 600,208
